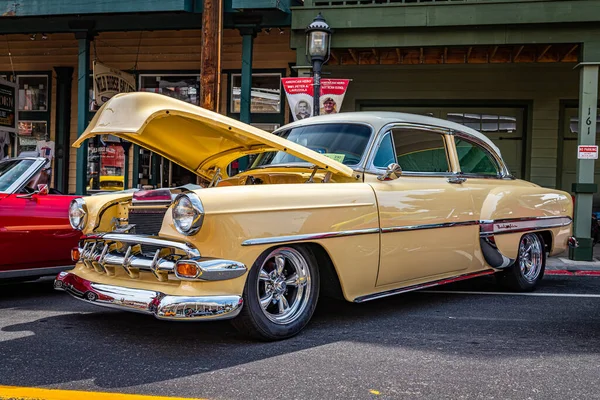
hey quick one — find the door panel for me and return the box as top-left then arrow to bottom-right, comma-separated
372,176 -> 477,286
0,194 -> 80,271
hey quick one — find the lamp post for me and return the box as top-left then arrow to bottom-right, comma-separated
305,13 -> 332,117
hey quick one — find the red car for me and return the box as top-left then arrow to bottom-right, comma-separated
0,157 -> 82,280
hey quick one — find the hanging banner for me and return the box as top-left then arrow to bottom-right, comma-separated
0,78 -> 17,133
282,78 -> 350,121
319,79 -> 350,116
92,60 -> 136,109
282,78 -> 314,121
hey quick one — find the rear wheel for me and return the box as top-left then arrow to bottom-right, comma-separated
231,246 -> 320,341
498,233 -> 545,291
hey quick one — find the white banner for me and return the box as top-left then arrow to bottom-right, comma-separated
282,78 -> 350,121
92,61 -> 136,109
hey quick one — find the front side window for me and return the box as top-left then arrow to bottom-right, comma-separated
391,128 -> 450,173
0,159 -> 35,192
454,137 -> 500,176
373,132 -> 395,168
252,123 -> 372,168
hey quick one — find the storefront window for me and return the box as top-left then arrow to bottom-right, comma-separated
231,73 -> 281,113
87,135 -> 126,192
17,75 -> 48,111
139,75 -> 200,105
17,121 -> 47,153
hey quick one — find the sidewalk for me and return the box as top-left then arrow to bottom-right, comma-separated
546,245 -> 600,276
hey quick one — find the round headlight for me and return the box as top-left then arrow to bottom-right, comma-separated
69,198 -> 88,230
172,193 -> 204,235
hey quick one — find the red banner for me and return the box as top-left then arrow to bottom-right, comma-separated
282,78 -> 350,121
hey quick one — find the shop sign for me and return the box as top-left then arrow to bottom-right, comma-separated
92,61 -> 136,108
282,78 -> 350,121
0,78 -> 17,133
578,145 -> 598,160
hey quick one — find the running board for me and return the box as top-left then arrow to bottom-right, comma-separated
353,270 -> 495,303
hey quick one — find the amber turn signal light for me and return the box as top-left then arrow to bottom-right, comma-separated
71,247 -> 80,262
176,262 -> 200,278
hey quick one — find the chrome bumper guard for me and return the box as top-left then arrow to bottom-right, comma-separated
54,271 -> 243,321
78,233 -> 247,282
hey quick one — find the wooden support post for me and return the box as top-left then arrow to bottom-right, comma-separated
419,47 -> 424,64
75,32 -> 91,196
466,46 -> 473,63
200,0 -> 222,112
395,48 -> 403,64
489,46 -> 498,62
537,45 -> 552,61
562,44 -> 579,61
443,47 -> 447,64
348,49 -> 358,64
372,48 -> 379,64
513,45 -> 524,62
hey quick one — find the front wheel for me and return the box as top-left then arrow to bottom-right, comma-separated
498,233 -> 545,291
231,245 -> 320,341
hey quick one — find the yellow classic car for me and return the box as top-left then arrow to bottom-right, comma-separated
55,92 -> 573,340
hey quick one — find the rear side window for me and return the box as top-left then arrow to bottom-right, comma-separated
455,137 -> 500,176
391,128 -> 450,173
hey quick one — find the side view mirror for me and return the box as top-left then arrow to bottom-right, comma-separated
377,163 -> 402,181
37,184 -> 49,196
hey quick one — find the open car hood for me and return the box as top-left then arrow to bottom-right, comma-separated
73,92 -> 354,180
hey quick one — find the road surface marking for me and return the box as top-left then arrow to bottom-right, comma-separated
421,290 -> 600,298
0,386 -> 206,400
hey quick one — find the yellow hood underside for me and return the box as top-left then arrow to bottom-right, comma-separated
73,92 -> 354,180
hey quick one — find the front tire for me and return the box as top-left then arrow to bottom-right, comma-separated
498,233 -> 545,291
231,245 -> 320,341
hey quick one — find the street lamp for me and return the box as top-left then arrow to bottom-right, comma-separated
305,13 -> 332,117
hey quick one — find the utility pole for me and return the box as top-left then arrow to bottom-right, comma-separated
200,0 -> 223,112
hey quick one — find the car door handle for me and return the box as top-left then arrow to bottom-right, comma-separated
447,176 -> 467,184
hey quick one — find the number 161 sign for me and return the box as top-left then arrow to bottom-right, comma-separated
578,145 -> 599,159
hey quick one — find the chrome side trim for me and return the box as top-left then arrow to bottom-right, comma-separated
54,272 -> 243,321
480,216 -> 572,237
241,216 -> 572,247
354,270 -> 495,303
241,228 -> 380,246
381,220 -> 478,233
174,259 -> 247,281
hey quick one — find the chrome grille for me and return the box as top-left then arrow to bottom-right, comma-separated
79,234 -> 200,282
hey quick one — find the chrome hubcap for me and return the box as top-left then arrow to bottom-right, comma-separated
256,247 -> 311,324
519,233 -> 543,283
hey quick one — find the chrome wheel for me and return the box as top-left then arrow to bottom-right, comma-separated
256,247 -> 311,325
519,234 -> 543,283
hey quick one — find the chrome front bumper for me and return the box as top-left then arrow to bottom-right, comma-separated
54,272 -> 243,321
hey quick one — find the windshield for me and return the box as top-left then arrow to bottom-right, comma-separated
251,123 -> 372,168
0,159 -> 36,192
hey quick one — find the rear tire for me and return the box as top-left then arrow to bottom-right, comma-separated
498,233 -> 545,292
231,245 -> 320,341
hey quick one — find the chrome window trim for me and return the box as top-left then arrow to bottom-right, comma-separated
1,158 -> 48,194
452,130 -> 512,179
364,122 -> 453,177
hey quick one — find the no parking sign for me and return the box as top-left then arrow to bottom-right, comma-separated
578,145 -> 598,159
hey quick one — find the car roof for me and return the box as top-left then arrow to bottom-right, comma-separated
279,111 -> 502,157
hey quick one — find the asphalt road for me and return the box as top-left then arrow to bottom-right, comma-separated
1,275 -> 600,400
